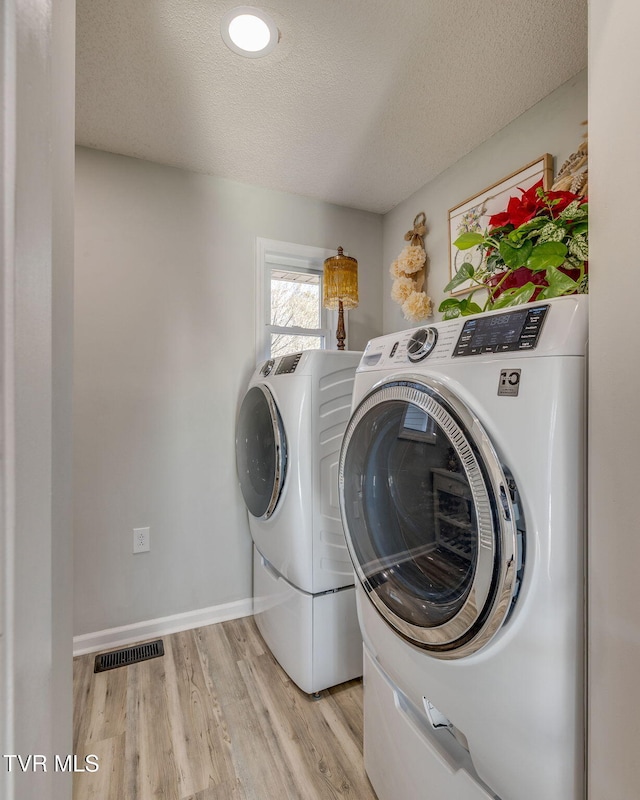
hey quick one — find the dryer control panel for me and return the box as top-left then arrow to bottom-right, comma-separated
275,352 -> 303,374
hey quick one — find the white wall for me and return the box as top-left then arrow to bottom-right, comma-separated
381,69 -> 587,333
74,147 -> 382,636
2,1 -> 74,799
589,2 -> 640,797
51,2 -> 76,793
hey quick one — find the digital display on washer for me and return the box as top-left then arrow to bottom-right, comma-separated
275,352 -> 303,374
453,305 -> 549,356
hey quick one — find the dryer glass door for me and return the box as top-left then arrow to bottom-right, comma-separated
236,385 -> 287,519
339,378 -> 522,658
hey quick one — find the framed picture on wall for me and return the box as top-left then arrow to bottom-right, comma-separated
447,154 -> 553,295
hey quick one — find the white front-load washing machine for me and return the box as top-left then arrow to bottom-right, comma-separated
338,296 -> 587,800
236,349 -> 363,694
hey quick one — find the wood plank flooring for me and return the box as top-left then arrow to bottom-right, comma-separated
73,616 -> 377,800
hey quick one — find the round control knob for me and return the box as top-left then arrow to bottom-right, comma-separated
407,327 -> 438,362
261,359 -> 275,377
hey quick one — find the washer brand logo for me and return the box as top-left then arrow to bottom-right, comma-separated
498,369 -> 521,397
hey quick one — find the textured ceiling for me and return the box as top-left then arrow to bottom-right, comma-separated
76,0 -> 587,214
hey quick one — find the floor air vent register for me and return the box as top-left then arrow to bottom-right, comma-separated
94,639 -> 164,673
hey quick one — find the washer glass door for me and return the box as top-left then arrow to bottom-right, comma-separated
236,385 -> 287,519
340,378 -> 522,658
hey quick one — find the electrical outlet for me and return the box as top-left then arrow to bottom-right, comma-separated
133,527 -> 150,554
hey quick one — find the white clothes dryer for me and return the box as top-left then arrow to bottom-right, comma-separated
236,349 -> 363,694
338,296 -> 587,800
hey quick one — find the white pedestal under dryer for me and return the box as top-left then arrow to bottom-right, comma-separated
338,296 -> 587,800
236,349 -> 363,694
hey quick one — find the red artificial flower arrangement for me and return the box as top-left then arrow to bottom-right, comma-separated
488,181 -> 577,228
440,179 -> 588,318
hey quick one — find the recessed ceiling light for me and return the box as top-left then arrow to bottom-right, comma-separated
221,6 -> 279,58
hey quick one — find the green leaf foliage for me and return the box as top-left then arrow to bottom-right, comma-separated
438,296 -> 483,319
461,300 -> 483,316
526,241 -> 568,271
490,283 -> 536,309
485,252 -> 503,272
499,238 -> 533,268
440,303 -> 462,319
511,217 -> 547,238
568,234 -> 589,261
439,298 -> 461,310
537,267 -> 579,299
538,222 -> 566,244
559,200 -> 588,220
453,232 -> 484,250
443,262 -> 474,293
564,255 -> 583,270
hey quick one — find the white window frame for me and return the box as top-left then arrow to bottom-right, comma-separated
256,238 -> 342,362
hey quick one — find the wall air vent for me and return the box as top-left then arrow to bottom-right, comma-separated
93,639 -> 164,673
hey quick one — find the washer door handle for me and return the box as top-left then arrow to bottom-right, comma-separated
423,698 -> 453,731
499,484 -> 512,521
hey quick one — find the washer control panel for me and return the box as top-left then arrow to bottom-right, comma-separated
453,305 -> 549,357
357,297 -> 585,373
407,327 -> 439,362
361,324 -> 457,368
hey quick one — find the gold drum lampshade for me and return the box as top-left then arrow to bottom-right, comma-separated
323,246 -> 359,350
323,247 -> 359,309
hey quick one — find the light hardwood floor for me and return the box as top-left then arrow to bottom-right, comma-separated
73,616 -> 377,800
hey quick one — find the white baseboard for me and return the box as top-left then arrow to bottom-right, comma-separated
73,597 -> 254,657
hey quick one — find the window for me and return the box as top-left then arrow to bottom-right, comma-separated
270,269 -> 323,357
256,239 -> 340,361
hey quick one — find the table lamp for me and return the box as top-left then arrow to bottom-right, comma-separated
323,246 -> 359,350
